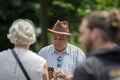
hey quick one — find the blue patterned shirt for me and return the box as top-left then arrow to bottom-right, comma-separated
38,43 -> 85,74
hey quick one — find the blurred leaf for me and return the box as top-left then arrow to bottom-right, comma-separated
53,1 -> 75,10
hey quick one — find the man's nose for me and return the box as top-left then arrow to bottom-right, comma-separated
56,40 -> 60,43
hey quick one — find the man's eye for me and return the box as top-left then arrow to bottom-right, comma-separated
53,37 -> 65,40
59,38 -> 64,40
54,38 -> 57,40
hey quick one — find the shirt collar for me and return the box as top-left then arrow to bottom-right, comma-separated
52,43 -> 70,55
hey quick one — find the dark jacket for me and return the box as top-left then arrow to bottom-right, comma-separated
73,46 -> 120,80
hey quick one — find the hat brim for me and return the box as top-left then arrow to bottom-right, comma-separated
47,29 -> 72,36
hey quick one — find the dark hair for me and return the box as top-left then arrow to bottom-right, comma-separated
84,9 -> 120,44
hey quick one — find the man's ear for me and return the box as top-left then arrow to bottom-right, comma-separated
91,28 -> 101,41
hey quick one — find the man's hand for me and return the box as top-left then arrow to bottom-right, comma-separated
56,70 -> 73,80
48,70 -> 54,80
48,67 -> 57,80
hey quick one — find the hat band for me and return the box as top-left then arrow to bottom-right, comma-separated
52,28 -> 69,33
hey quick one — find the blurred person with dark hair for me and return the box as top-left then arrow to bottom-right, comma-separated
73,9 -> 120,80
38,20 -> 86,80
0,19 -> 49,80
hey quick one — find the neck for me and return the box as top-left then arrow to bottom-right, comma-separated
56,49 -> 65,54
92,41 -> 115,52
57,50 -> 64,54
15,44 -> 30,50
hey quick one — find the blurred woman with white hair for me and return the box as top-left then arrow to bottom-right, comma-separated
0,19 -> 49,80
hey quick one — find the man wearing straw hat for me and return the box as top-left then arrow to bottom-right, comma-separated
38,20 -> 85,80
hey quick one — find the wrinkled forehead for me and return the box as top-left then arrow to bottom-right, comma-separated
52,33 -> 67,38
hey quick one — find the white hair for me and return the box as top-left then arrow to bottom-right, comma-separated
7,19 -> 36,45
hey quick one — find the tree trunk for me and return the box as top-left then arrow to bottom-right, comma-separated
40,0 -> 49,47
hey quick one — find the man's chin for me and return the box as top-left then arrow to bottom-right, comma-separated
55,48 -> 64,52
85,46 -> 92,53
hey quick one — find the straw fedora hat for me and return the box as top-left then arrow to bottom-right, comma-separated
47,20 -> 72,35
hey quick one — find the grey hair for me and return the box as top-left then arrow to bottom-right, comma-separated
7,19 -> 36,45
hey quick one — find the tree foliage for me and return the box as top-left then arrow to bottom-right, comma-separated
0,0 -> 120,52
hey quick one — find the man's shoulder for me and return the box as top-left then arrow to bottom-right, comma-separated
67,43 -> 85,55
74,56 -> 107,80
67,43 -> 81,50
77,56 -> 104,72
38,44 -> 54,56
41,44 -> 54,51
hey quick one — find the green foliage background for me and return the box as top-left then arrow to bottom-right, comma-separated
0,0 -> 120,53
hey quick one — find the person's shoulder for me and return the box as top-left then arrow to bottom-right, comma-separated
29,50 -> 46,62
78,56 -> 102,70
40,44 -> 54,51
38,44 -> 54,55
68,43 -> 81,50
0,49 -> 10,56
68,43 -> 85,54
0,49 -> 12,61
74,57 -> 100,80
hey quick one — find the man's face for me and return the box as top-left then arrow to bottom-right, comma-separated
79,20 -> 93,53
52,33 -> 69,52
